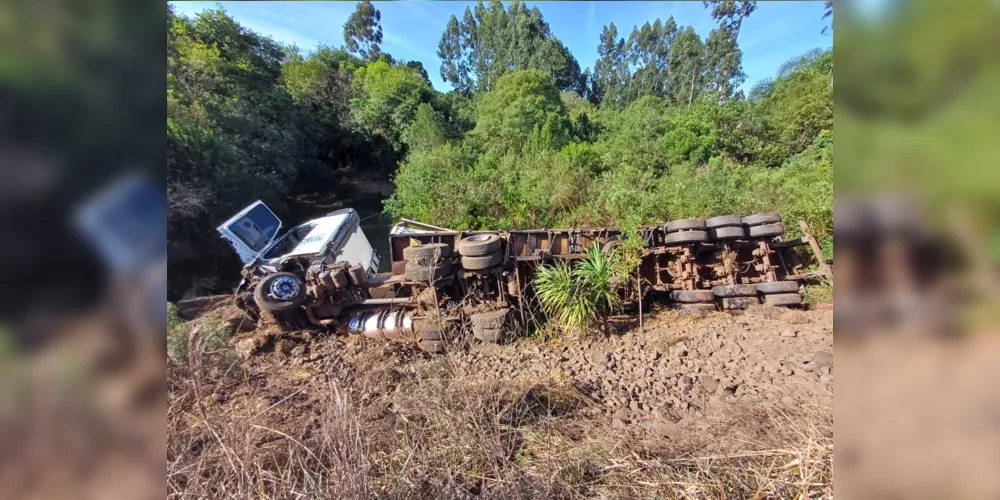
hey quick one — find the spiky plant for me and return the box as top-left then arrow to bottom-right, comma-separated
535,243 -> 623,336
535,259 -> 594,333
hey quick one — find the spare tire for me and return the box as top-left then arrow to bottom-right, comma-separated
405,261 -> 453,282
457,234 -> 502,256
709,226 -> 746,241
403,243 -> 451,265
461,252 -> 504,270
742,212 -> 782,226
756,281 -> 800,294
705,215 -> 743,228
712,284 -> 758,298
664,230 -> 708,245
254,272 -> 307,313
747,223 -> 785,238
671,290 -> 715,303
665,218 -> 706,232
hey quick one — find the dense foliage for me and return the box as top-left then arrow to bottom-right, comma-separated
166,0 -> 833,297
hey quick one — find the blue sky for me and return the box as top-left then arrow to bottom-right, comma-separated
169,1 -> 832,93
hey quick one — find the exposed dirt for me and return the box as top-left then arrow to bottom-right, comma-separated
452,306 -> 833,425
215,303 -> 831,434
171,302 -> 833,497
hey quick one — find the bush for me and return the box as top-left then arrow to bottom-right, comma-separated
535,243 -> 624,336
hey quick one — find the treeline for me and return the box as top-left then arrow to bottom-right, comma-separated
166,0 -> 832,297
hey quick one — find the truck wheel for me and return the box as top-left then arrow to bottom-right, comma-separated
675,303 -> 717,313
756,281 -> 800,294
665,218 -> 706,232
405,261 -> 453,282
671,290 -> 715,303
709,226 -> 746,241
457,234 -> 502,256
712,284 -> 758,298
747,223 -> 784,238
475,327 -> 503,343
764,293 -> 803,306
720,296 -> 760,310
705,215 -> 743,228
419,340 -> 446,354
461,252 -> 504,270
403,243 -> 451,265
664,230 -> 708,245
742,212 -> 782,226
470,308 -> 509,329
254,272 -> 307,313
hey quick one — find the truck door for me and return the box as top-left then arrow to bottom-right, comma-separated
217,201 -> 283,264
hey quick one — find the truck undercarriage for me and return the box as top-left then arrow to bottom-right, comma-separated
235,212 -> 829,352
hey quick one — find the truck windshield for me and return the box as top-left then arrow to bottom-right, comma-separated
227,203 -> 281,253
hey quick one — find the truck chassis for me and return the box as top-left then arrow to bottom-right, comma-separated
237,213 -> 827,352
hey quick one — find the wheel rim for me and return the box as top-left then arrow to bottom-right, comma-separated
467,234 -> 494,242
269,275 -> 300,301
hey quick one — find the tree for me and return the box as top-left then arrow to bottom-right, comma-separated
344,0 -> 383,61
822,0 -> 833,35
351,59 -> 433,152
402,103 -> 449,152
703,1 -> 756,102
437,14 -> 474,95
469,69 -> 571,154
665,26 -> 705,106
405,60 -> 431,86
593,23 -> 628,107
436,1 -> 582,95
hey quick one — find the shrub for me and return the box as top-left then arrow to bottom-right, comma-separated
535,243 -> 624,336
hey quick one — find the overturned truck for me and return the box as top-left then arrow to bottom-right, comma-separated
219,201 -> 827,353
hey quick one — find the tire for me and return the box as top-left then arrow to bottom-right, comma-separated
665,218 -> 706,232
602,238 -> 624,256
405,261 -> 453,282
747,222 -> 784,238
419,329 -> 443,341
712,284 -> 758,298
403,243 -> 451,265
469,308 -> 509,329
742,212 -> 782,226
461,252 -> 504,270
709,226 -> 746,241
474,327 -> 503,343
419,340 -> 446,354
671,290 -> 715,303
764,293 -> 803,306
721,296 -> 759,310
664,230 -> 708,245
254,272 -> 307,313
676,303 -> 716,313
756,281 -> 800,294
705,215 -> 743,228
457,234 -> 502,256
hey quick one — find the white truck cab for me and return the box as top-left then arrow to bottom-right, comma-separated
217,201 -> 380,277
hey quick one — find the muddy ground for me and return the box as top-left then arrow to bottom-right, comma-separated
170,303 -> 833,497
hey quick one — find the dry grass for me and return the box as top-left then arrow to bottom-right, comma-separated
168,342 -> 832,499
